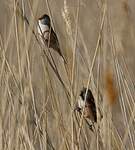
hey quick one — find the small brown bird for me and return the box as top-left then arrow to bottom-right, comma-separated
37,14 -> 67,63
75,87 -> 97,123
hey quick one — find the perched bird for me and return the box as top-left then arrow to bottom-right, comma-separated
75,87 -> 97,123
37,14 -> 67,63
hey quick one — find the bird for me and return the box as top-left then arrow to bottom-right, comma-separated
75,87 -> 97,123
37,14 -> 67,63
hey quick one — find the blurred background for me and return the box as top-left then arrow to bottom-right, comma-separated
0,0 -> 135,149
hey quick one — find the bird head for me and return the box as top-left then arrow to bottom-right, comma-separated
75,87 -> 93,111
38,14 -> 51,27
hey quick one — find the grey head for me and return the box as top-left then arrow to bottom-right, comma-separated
38,14 -> 51,27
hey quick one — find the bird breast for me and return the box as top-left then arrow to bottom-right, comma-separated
38,20 -> 50,35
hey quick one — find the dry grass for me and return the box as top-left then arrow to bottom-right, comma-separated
0,0 -> 135,150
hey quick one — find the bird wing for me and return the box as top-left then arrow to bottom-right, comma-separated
50,28 -> 62,55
